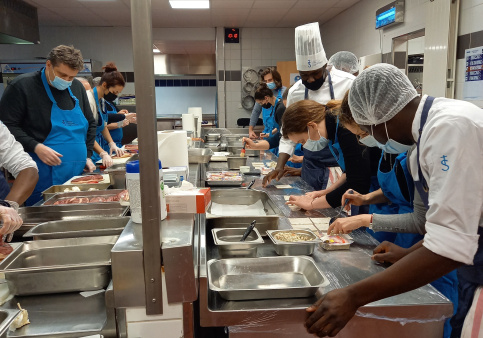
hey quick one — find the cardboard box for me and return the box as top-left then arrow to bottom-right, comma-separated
166,188 -> 211,214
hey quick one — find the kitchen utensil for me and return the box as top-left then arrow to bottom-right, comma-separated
329,190 -> 353,225
240,220 -> 256,241
240,141 -> 246,157
246,179 -> 255,190
188,148 -> 213,164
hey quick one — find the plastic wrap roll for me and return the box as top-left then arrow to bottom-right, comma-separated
182,114 -> 196,133
157,130 -> 189,169
188,107 -> 203,137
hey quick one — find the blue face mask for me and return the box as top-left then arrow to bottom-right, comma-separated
374,123 -> 413,154
304,127 -> 329,152
49,67 -> 73,91
359,135 -> 379,147
267,82 -> 276,90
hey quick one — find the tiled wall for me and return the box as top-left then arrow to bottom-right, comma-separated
320,0 -> 428,61
217,27 -> 296,128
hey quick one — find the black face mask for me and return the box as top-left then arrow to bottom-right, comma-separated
104,91 -> 118,102
302,73 -> 326,91
261,102 -> 272,109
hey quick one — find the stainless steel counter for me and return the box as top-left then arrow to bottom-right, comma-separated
111,214 -> 198,308
196,154 -> 453,337
2,291 -> 114,338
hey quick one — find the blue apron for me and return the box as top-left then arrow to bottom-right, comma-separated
25,68 -> 88,205
414,96 -> 461,338
91,88 -> 109,163
105,101 -> 123,148
300,74 -> 338,189
327,117 -> 346,171
263,90 -> 282,156
367,152 -> 419,245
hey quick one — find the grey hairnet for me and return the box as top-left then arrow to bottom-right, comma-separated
328,51 -> 359,75
92,77 -> 101,87
348,63 -> 418,125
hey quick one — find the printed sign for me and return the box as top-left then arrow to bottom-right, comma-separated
463,47 -> 483,100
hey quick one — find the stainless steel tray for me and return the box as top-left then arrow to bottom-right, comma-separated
23,216 -> 130,240
208,256 -> 329,300
42,189 -> 126,206
212,228 -> 264,258
41,183 -> 111,201
188,148 -> 213,164
104,163 -> 127,189
207,189 -> 282,235
0,236 -> 118,296
206,171 -> 243,186
226,156 -> 248,170
19,204 -> 129,232
267,229 -> 321,256
227,146 -> 258,157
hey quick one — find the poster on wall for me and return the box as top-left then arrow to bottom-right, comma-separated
463,47 -> 483,100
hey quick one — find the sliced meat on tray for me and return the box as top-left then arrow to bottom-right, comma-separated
89,197 -> 107,203
70,175 -> 104,184
116,190 -> 129,202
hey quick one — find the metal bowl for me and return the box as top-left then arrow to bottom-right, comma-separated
206,134 -> 221,142
205,143 -> 221,152
188,148 -> 213,164
226,156 -> 248,170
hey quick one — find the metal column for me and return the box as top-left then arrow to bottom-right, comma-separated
130,0 -> 163,315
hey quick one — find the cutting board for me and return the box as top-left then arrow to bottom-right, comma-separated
63,174 -> 110,185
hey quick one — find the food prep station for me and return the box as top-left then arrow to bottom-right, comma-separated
0,129 -> 452,338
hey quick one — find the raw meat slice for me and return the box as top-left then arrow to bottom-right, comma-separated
0,237 -> 13,260
70,175 -> 103,184
89,197 -> 107,203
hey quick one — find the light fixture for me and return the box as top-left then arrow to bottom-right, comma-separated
153,44 -> 161,53
169,0 -> 209,9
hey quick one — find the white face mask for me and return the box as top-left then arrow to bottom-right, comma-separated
375,123 -> 413,154
304,126 -> 329,152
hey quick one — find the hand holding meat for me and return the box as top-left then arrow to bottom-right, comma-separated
286,195 -> 314,211
100,151 -> 113,168
85,158 -> 95,172
109,142 -> 124,157
327,214 -> 371,235
0,205 -> 23,235
34,144 -> 62,166
126,113 -> 137,124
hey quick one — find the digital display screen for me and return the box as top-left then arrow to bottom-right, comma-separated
376,6 -> 396,29
225,28 -> 240,43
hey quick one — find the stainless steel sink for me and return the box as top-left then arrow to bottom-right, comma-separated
206,189 -> 283,235
0,308 -> 20,338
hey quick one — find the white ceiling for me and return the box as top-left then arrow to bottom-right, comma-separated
23,0 -> 360,28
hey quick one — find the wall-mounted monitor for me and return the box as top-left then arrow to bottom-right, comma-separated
376,0 -> 404,30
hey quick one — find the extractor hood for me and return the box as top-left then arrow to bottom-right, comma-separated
0,0 -> 40,44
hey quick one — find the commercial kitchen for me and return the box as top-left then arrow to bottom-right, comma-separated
0,0 -> 481,337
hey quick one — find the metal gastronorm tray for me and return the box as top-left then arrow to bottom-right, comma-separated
208,256 -> 329,301
23,216 -> 130,240
41,189 -> 126,206
0,236 -> 118,296
41,182 -> 111,201
267,229 -> 321,256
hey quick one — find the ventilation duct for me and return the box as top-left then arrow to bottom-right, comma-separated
0,0 -> 40,44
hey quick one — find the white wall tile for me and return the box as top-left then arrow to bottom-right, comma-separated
459,4 -> 483,35
251,49 -> 262,60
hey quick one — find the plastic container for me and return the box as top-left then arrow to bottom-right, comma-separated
126,160 -> 167,223
239,166 -> 250,173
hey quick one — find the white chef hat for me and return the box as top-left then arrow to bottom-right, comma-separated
328,51 -> 359,75
348,63 -> 418,125
295,22 -> 327,71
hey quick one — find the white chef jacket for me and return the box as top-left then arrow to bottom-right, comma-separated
408,95 -> 483,265
0,121 -> 37,177
280,67 -> 355,155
